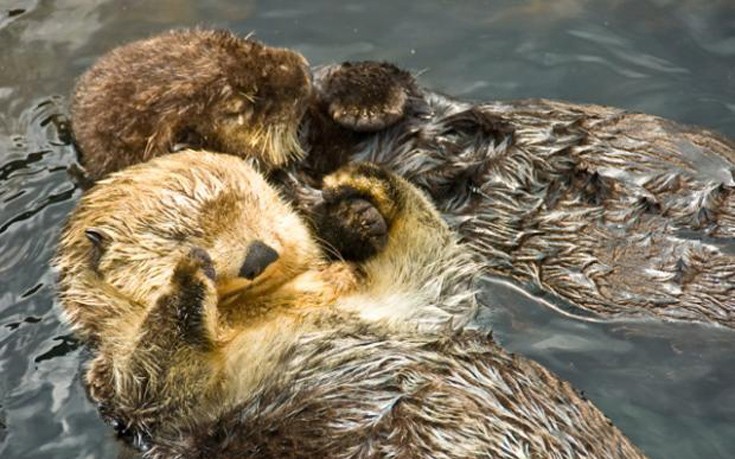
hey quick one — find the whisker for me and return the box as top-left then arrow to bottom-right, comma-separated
310,233 -> 346,262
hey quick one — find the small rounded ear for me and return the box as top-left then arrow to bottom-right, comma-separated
86,228 -> 111,271
85,227 -> 110,248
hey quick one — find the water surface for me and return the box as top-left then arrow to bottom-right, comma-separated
1,1 -> 734,458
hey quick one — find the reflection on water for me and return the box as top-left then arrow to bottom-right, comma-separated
1,1 -> 734,458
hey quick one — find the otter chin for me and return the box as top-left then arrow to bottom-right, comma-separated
54,150 -> 645,458
70,28 -> 311,181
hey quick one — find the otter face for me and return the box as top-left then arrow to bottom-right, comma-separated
204,44 -> 312,168
55,150 -> 321,342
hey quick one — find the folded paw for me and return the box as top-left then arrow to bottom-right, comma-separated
161,247 -> 219,348
315,62 -> 417,132
311,163 -> 407,261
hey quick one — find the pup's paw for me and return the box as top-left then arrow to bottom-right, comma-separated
316,62 -> 416,132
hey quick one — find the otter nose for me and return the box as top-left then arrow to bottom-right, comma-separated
239,241 -> 279,279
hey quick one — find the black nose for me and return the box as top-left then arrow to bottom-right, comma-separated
239,241 -> 279,279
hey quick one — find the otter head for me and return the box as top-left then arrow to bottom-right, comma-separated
54,150 -> 321,344
200,33 -> 312,167
71,29 -> 311,180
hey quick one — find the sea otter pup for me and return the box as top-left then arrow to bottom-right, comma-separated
71,28 -> 313,180
54,151 -> 644,458
70,28 -> 415,182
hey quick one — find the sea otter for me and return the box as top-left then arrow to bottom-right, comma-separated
71,28 -> 313,180
54,150 -> 645,458
295,86 -> 735,329
70,28 -> 413,182
68,29 -> 734,329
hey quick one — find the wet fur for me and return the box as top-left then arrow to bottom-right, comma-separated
55,151 -> 643,458
295,84 -> 735,329
71,29 -> 310,180
153,328 -> 643,459
69,29 -> 735,328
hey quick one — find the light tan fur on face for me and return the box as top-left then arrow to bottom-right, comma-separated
54,151 -> 357,426
56,151 -> 321,337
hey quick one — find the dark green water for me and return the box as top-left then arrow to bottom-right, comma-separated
1,1 -> 734,457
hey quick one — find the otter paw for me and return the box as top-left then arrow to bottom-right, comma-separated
312,163 -> 405,261
175,247 -> 216,282
322,163 -> 401,220
317,62 -> 416,132
312,197 -> 388,262
164,247 -> 218,347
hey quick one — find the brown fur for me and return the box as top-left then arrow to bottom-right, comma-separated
70,30 -> 734,328
294,74 -> 735,329
71,28 -> 310,180
71,29 -> 416,183
54,151 -> 643,458
154,329 -> 644,459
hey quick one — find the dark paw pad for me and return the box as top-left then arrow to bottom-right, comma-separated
180,247 -> 216,281
312,197 -> 388,262
165,248 -> 217,349
318,62 -> 416,132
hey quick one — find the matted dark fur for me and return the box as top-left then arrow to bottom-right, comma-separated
293,75 -> 735,329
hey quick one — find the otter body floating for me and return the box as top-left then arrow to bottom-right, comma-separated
297,76 -> 735,329
54,151 -> 645,458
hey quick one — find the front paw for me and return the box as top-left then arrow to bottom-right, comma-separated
174,247 -> 216,284
165,247 -> 218,347
312,197 -> 388,262
311,163 -> 405,261
315,62 -> 417,132
322,163 -> 402,219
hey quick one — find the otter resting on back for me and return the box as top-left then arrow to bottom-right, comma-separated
54,151 -> 645,458
69,28 -> 734,329
308,91 -> 735,329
